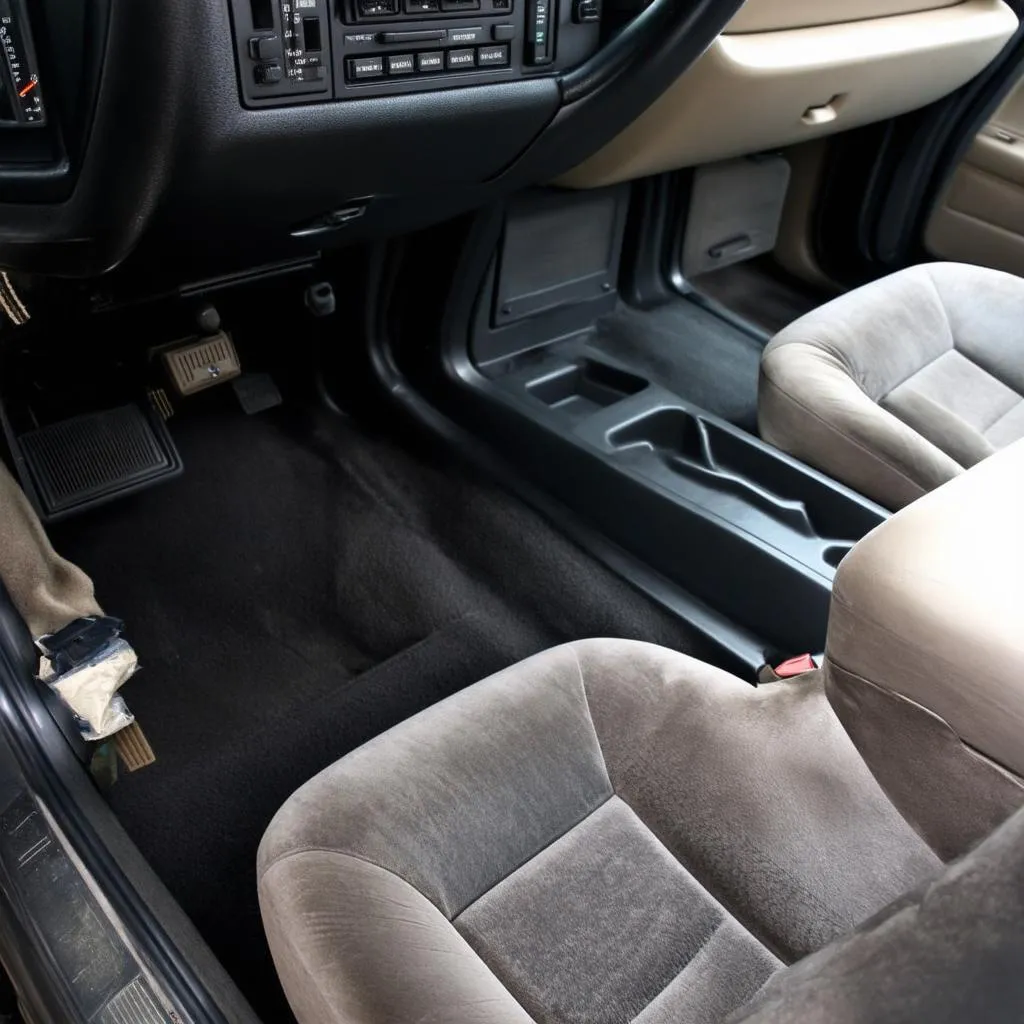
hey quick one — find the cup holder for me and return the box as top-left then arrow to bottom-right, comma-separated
607,407 -> 884,565
527,360 -> 647,419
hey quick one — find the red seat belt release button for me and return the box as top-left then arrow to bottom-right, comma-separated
773,653 -> 817,678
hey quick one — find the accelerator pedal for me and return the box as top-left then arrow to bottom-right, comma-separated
17,402 -> 182,522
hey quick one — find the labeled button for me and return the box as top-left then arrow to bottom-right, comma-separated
447,25 -> 486,44
348,56 -> 385,79
387,53 -> 416,74
446,47 -> 476,69
404,0 -> 440,10
492,23 -> 515,40
477,43 -> 509,66
417,51 -> 445,71
248,35 -> 280,61
254,62 -> 284,85
343,32 -> 377,44
441,0 -> 480,10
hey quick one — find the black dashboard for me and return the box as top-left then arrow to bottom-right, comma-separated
0,0 -> 743,281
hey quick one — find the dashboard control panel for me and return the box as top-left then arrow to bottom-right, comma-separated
232,0 -> 333,105
230,0 -> 601,106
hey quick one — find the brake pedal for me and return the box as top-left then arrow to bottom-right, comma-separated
161,331 -> 241,397
15,403 -> 182,522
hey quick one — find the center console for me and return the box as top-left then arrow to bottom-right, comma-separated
228,0 -> 601,106
436,191 -> 889,658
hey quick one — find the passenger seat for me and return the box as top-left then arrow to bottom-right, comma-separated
258,442 -> 1024,1024
758,262 -> 1024,509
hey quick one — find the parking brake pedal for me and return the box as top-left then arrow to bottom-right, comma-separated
14,402 -> 182,522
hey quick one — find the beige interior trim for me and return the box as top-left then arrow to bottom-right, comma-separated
728,0 -> 961,34
557,0 -> 1018,190
925,72 -> 1024,274
773,140 -> 838,290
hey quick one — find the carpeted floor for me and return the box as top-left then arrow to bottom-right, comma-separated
592,300 -> 768,431
53,401 -> 713,1022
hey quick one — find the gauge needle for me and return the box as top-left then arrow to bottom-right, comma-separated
18,80 -> 36,97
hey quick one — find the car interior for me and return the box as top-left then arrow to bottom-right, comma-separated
0,0 -> 1023,1021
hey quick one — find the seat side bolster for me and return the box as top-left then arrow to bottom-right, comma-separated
758,349 -> 961,509
256,642 -> 614,919
259,850 -> 535,1024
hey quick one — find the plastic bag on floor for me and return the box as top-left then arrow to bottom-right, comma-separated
38,630 -> 138,742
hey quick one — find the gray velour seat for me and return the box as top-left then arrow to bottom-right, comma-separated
758,262 -> 1024,509
258,442 -> 1024,1024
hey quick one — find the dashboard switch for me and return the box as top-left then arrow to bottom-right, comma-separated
447,25 -> 487,44
477,44 -> 509,67
253,62 -> 284,85
572,0 -> 600,21
492,23 -> 516,40
446,47 -> 476,69
417,51 -> 445,71
404,0 -> 440,10
386,53 -> 416,74
248,35 -> 281,61
440,0 -> 480,10
348,56 -> 385,79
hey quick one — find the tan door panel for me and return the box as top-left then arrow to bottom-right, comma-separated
926,74 -> 1024,274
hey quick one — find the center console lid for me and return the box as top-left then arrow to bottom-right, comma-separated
825,440 -> 1024,859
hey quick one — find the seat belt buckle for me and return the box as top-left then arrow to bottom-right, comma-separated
757,653 -> 818,684
36,615 -> 126,677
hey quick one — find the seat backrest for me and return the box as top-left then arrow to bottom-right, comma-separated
759,262 -> 1024,509
822,439 -> 1024,860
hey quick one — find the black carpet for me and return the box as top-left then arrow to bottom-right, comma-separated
592,300 -> 767,431
53,402 -> 712,1022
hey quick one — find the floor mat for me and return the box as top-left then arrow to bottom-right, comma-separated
53,402 -> 713,1022
592,300 -> 767,430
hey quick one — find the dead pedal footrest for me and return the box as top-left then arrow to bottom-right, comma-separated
17,402 -> 182,521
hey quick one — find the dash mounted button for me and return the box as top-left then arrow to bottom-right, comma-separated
477,43 -> 509,67
348,56 -> 385,80
386,53 -> 416,74
446,25 -> 487,44
446,48 -> 476,69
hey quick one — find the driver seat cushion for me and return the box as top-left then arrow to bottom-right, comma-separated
758,262 -> 1024,509
258,639 -> 938,1024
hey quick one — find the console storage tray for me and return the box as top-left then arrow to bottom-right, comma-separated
476,347 -> 888,653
